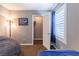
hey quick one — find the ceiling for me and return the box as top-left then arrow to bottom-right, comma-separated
0,3 -> 57,11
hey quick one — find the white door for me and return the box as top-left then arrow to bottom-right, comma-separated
43,12 -> 51,50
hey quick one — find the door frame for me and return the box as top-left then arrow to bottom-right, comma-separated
32,15 -> 43,45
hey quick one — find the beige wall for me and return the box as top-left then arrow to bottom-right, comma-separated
0,5 -> 10,18
67,3 -> 79,50
0,5 -> 10,37
0,15 -> 6,36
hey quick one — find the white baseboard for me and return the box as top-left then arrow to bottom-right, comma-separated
34,38 -> 42,40
34,39 -> 42,40
20,43 -> 33,45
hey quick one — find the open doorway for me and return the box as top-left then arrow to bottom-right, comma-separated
32,15 -> 43,45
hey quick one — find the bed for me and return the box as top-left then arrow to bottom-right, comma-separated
0,36 -> 21,56
38,50 -> 79,56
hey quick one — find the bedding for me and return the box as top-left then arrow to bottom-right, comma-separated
0,36 -> 21,56
38,50 -> 79,56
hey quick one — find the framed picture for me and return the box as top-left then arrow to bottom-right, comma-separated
18,18 -> 28,25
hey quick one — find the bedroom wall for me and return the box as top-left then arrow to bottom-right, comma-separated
67,3 -> 79,50
0,5 -> 10,37
0,5 -> 10,18
10,10 -> 48,44
0,15 -> 6,36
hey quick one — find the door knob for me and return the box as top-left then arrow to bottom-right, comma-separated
48,33 -> 50,35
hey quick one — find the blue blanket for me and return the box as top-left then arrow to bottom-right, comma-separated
38,50 -> 79,56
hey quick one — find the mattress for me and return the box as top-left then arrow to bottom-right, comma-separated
38,50 -> 79,56
0,36 -> 21,56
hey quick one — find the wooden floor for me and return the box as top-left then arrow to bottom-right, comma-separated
20,40 -> 46,56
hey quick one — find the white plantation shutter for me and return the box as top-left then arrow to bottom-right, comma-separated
55,5 -> 65,39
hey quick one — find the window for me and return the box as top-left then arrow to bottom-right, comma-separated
55,4 -> 65,40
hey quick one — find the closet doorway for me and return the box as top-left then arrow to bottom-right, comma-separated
32,15 -> 43,45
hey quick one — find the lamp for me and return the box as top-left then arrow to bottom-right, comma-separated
8,20 -> 11,38
5,19 -> 12,38
5,17 -> 15,38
